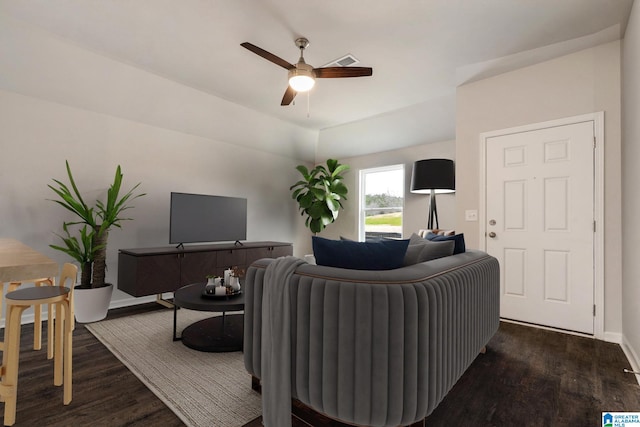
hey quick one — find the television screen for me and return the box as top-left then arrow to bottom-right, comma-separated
170,192 -> 247,244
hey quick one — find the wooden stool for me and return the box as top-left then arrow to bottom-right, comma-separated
0,277 -> 55,356
0,264 -> 76,426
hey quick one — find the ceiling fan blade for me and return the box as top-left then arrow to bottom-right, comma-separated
281,86 -> 297,106
241,42 -> 295,70
313,67 -> 373,78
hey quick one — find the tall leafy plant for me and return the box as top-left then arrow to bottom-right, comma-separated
49,161 -> 144,288
290,158 -> 349,233
49,224 -> 100,287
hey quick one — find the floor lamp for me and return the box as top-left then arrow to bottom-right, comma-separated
410,159 -> 455,230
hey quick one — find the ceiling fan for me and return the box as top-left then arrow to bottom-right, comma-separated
241,38 -> 373,106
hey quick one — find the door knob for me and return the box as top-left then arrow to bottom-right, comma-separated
488,232 -> 497,238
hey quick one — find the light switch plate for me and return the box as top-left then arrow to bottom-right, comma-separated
465,210 -> 478,221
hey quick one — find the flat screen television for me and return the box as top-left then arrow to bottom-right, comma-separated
170,192 -> 247,245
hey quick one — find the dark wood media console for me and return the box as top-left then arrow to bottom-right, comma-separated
117,241 -> 292,297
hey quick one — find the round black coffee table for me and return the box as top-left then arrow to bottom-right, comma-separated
172,282 -> 244,352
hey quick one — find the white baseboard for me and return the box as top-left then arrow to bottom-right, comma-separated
621,335 -> 640,386
603,331 -> 623,344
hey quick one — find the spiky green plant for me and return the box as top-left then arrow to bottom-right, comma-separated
49,161 -> 145,288
290,159 -> 349,234
49,224 -> 101,287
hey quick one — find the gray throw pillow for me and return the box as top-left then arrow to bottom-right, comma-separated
425,231 -> 466,254
403,233 -> 455,266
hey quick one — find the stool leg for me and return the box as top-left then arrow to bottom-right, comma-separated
1,305 -> 27,426
40,278 -> 55,355
0,283 -> 4,352
47,303 -> 54,360
34,278 -> 54,353
54,302 -> 63,387
62,300 -> 72,404
32,279 -> 52,351
70,292 -> 75,332
33,300 -> 42,351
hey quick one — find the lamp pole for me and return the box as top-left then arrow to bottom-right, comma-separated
428,189 -> 438,229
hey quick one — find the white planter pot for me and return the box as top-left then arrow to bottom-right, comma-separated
73,283 -> 114,323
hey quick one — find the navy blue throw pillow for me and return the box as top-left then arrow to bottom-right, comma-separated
425,232 -> 466,254
312,236 -> 410,270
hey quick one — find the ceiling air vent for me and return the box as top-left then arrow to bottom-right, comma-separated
322,54 -> 360,68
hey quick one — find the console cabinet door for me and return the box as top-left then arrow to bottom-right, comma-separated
217,248 -> 247,273
245,247 -> 271,267
180,251 -> 218,285
245,245 -> 293,267
118,243 -> 292,297
271,245 -> 293,258
118,253 -> 181,296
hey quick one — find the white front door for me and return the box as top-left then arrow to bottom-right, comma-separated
485,121 -> 595,334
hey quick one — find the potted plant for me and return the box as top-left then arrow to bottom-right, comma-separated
290,158 -> 349,234
49,223 -> 100,285
49,161 -> 144,322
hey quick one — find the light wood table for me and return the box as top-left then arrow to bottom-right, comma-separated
0,238 -> 59,283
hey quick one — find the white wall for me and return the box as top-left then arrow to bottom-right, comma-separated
0,13 -> 314,312
0,15 -> 317,162
316,93 -> 456,160
456,41 -> 623,338
318,140 -> 456,244
622,0 -> 640,376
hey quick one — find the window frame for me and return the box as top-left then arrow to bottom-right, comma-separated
358,164 -> 405,241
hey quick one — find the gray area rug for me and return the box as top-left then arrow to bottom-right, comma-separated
86,309 -> 262,427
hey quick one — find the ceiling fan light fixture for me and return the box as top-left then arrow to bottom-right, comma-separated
289,75 -> 315,92
288,65 -> 315,92
241,38 -> 372,105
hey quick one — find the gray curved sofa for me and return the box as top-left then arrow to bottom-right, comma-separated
243,249 -> 500,427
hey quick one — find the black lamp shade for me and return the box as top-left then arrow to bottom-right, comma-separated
410,159 -> 455,194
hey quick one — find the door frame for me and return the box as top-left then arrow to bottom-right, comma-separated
478,112 -> 604,339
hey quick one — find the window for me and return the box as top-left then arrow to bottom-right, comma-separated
359,164 -> 404,241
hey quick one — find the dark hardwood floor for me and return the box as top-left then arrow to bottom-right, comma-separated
0,303 -> 183,427
1,304 -> 639,427
244,322 -> 640,427
425,322 -> 640,426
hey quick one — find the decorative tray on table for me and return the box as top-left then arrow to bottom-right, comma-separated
201,287 -> 242,299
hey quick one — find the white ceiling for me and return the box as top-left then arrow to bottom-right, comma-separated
0,0 -> 634,148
